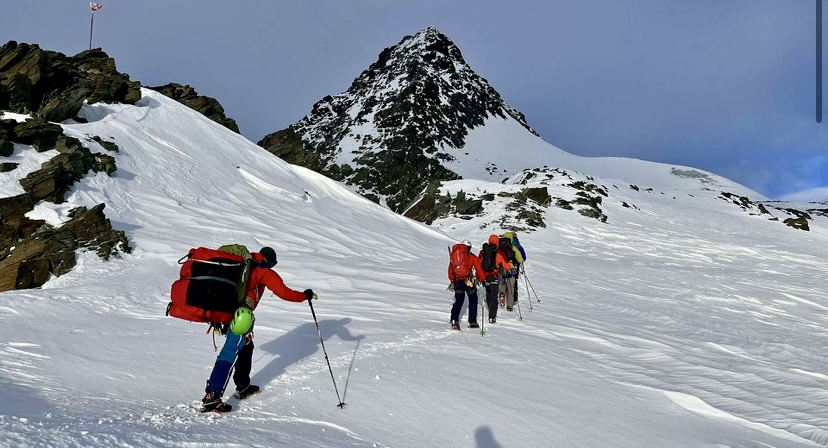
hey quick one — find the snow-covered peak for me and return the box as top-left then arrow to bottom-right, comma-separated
258,27 -> 538,211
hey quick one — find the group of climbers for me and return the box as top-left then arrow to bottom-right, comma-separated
446,232 -> 527,330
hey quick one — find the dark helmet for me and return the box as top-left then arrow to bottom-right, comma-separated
260,247 -> 277,267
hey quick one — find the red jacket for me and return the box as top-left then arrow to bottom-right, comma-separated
245,252 -> 306,309
447,252 -> 483,282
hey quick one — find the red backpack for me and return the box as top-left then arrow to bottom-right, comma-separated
166,246 -> 251,324
450,243 -> 471,280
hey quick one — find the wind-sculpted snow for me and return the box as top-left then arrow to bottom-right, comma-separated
0,89 -> 826,447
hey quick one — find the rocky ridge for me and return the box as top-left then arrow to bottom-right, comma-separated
405,167 -> 827,234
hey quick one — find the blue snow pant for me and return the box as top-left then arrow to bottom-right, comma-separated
206,331 -> 255,396
450,280 -> 478,324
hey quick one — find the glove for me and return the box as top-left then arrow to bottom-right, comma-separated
465,279 -> 474,288
304,289 -> 318,301
448,282 -> 455,292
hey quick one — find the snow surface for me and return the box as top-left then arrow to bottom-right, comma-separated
1,89 -> 827,447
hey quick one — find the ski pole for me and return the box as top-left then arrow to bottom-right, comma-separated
514,279 -> 523,321
522,274 -> 530,304
478,283 -> 485,336
524,270 -> 541,303
519,265 -> 533,311
308,299 -> 346,408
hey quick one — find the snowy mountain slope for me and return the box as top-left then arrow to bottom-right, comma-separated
259,27 -> 762,213
0,90 -> 827,447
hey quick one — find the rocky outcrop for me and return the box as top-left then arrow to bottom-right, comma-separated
17,135 -> 116,203
0,41 -> 141,122
149,83 -> 240,133
12,117 -> 62,151
403,181 -> 452,225
0,204 -> 129,290
404,184 -> 551,231
783,216 -> 810,231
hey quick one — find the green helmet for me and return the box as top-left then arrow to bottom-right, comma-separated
230,307 -> 254,335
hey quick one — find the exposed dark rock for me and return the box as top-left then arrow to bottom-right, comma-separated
453,190 -> 483,215
54,134 -> 83,153
18,135 -> 115,203
260,126 -> 325,172
670,167 -> 715,184
149,83 -> 240,133
13,117 -> 62,151
573,192 -> 608,222
0,83 -> 8,109
0,204 -> 131,291
0,137 -> 12,156
89,135 -> 119,152
783,208 -> 811,220
0,193 -> 40,251
522,187 -> 551,206
402,181 -> 452,224
569,181 -> 608,197
0,41 -> 141,123
578,207 -> 606,221
0,162 -> 17,172
94,153 -> 117,175
783,216 -> 810,231
555,198 -> 573,210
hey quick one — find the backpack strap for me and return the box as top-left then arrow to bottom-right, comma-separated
181,275 -> 238,287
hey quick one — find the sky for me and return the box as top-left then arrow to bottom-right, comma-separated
2,0 -> 827,201
1,90 -> 827,447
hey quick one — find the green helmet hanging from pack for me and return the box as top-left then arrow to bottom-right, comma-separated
230,307 -> 254,335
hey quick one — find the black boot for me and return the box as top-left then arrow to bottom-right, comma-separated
201,391 -> 232,413
468,322 -> 480,329
234,384 -> 261,400
450,320 -> 461,330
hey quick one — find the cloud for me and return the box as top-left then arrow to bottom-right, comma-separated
778,187 -> 828,202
